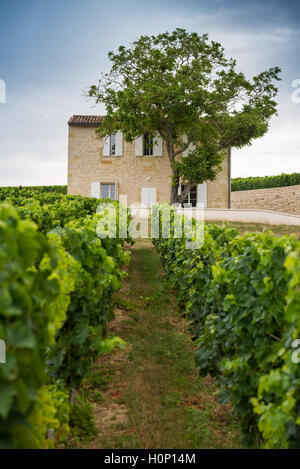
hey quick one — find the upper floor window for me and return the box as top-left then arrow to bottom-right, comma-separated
143,133 -> 154,156
110,132 -> 116,156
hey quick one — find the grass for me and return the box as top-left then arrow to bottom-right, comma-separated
67,222 -> 298,448
77,239 -> 241,449
209,220 -> 300,237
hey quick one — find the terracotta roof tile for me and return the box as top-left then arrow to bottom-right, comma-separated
68,115 -> 104,126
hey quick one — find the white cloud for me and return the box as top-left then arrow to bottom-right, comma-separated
0,86 -> 102,186
181,5 -> 300,177
232,125 -> 300,178
0,153 -> 67,186
232,98 -> 300,177
1,1 -> 299,185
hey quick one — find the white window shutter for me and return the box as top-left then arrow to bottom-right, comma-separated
153,134 -> 162,156
115,131 -> 123,156
91,182 -> 100,198
103,135 -> 110,156
182,135 -> 196,157
135,136 -> 143,156
197,183 -> 207,208
183,135 -> 188,157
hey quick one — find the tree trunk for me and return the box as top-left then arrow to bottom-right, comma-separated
170,184 -> 180,204
178,184 -> 193,205
170,183 -> 193,205
164,134 -> 191,205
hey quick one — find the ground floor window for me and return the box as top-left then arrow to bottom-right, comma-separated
101,183 -> 116,200
181,185 -> 197,207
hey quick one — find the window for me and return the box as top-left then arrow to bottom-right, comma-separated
110,132 -> 116,156
181,185 -> 197,207
101,183 -> 116,200
103,131 -> 123,157
143,133 -> 154,156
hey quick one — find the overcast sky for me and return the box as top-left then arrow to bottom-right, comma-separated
0,0 -> 300,186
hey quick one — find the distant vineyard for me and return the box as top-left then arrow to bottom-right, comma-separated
231,173 -> 300,191
0,185 -> 67,195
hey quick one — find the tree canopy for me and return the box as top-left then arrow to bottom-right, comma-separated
89,28 -> 281,204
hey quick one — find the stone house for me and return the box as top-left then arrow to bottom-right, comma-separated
67,115 -> 231,208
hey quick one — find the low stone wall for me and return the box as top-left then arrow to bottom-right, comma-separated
231,185 -> 300,215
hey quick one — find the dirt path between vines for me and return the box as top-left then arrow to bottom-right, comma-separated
84,239 -> 240,449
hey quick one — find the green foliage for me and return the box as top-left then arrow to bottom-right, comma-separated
0,190 -> 134,244
0,186 -> 67,196
0,204 -> 75,448
251,243 -> 300,448
232,172 -> 300,191
0,195 -> 131,448
47,214 -> 129,388
69,394 -> 97,441
89,28 -> 280,203
0,191 -> 101,233
173,146 -> 223,187
153,213 -> 300,448
29,385 -> 70,449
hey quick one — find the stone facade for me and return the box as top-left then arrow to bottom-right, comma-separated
67,119 -> 229,208
231,185 -> 300,215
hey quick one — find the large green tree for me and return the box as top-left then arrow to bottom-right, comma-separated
89,29 -> 281,204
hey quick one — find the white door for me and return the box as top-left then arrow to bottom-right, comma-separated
141,187 -> 156,207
